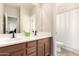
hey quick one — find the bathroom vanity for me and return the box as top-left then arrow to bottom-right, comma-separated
0,33 -> 52,56
0,3 -> 54,56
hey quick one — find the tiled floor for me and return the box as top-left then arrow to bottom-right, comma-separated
57,48 -> 79,56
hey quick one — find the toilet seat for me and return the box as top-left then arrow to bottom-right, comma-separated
56,41 -> 63,46
56,41 -> 64,52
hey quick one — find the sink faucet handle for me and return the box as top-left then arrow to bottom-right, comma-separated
12,31 -> 15,38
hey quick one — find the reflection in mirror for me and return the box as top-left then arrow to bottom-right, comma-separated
8,17 -> 17,33
4,15 -> 20,34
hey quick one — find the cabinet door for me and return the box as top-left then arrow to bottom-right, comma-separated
38,44 -> 44,56
38,40 -> 44,56
38,38 -> 51,56
44,38 -> 51,56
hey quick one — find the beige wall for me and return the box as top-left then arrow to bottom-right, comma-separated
42,4 -> 53,32
20,4 -> 36,32
0,4 -> 4,33
36,5 -> 42,32
36,3 -> 55,32
4,5 -> 20,17
20,5 -> 30,32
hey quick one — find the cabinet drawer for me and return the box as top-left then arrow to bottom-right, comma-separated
10,49 -> 25,56
0,43 -> 25,53
28,52 -> 36,56
27,47 -> 36,54
27,41 -> 36,48
0,53 -> 10,56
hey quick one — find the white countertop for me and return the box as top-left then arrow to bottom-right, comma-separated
0,32 -> 52,47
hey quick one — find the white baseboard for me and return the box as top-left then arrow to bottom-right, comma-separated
62,46 -> 79,54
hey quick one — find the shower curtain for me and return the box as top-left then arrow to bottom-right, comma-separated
56,8 -> 79,51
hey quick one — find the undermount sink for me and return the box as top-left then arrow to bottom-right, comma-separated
0,37 -> 22,42
0,36 -> 30,42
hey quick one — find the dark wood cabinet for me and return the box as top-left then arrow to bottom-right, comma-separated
44,38 -> 51,56
0,43 -> 25,56
38,38 -> 51,56
0,37 -> 51,56
38,39 -> 45,56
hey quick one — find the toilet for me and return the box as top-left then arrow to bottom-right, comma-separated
56,41 -> 64,52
